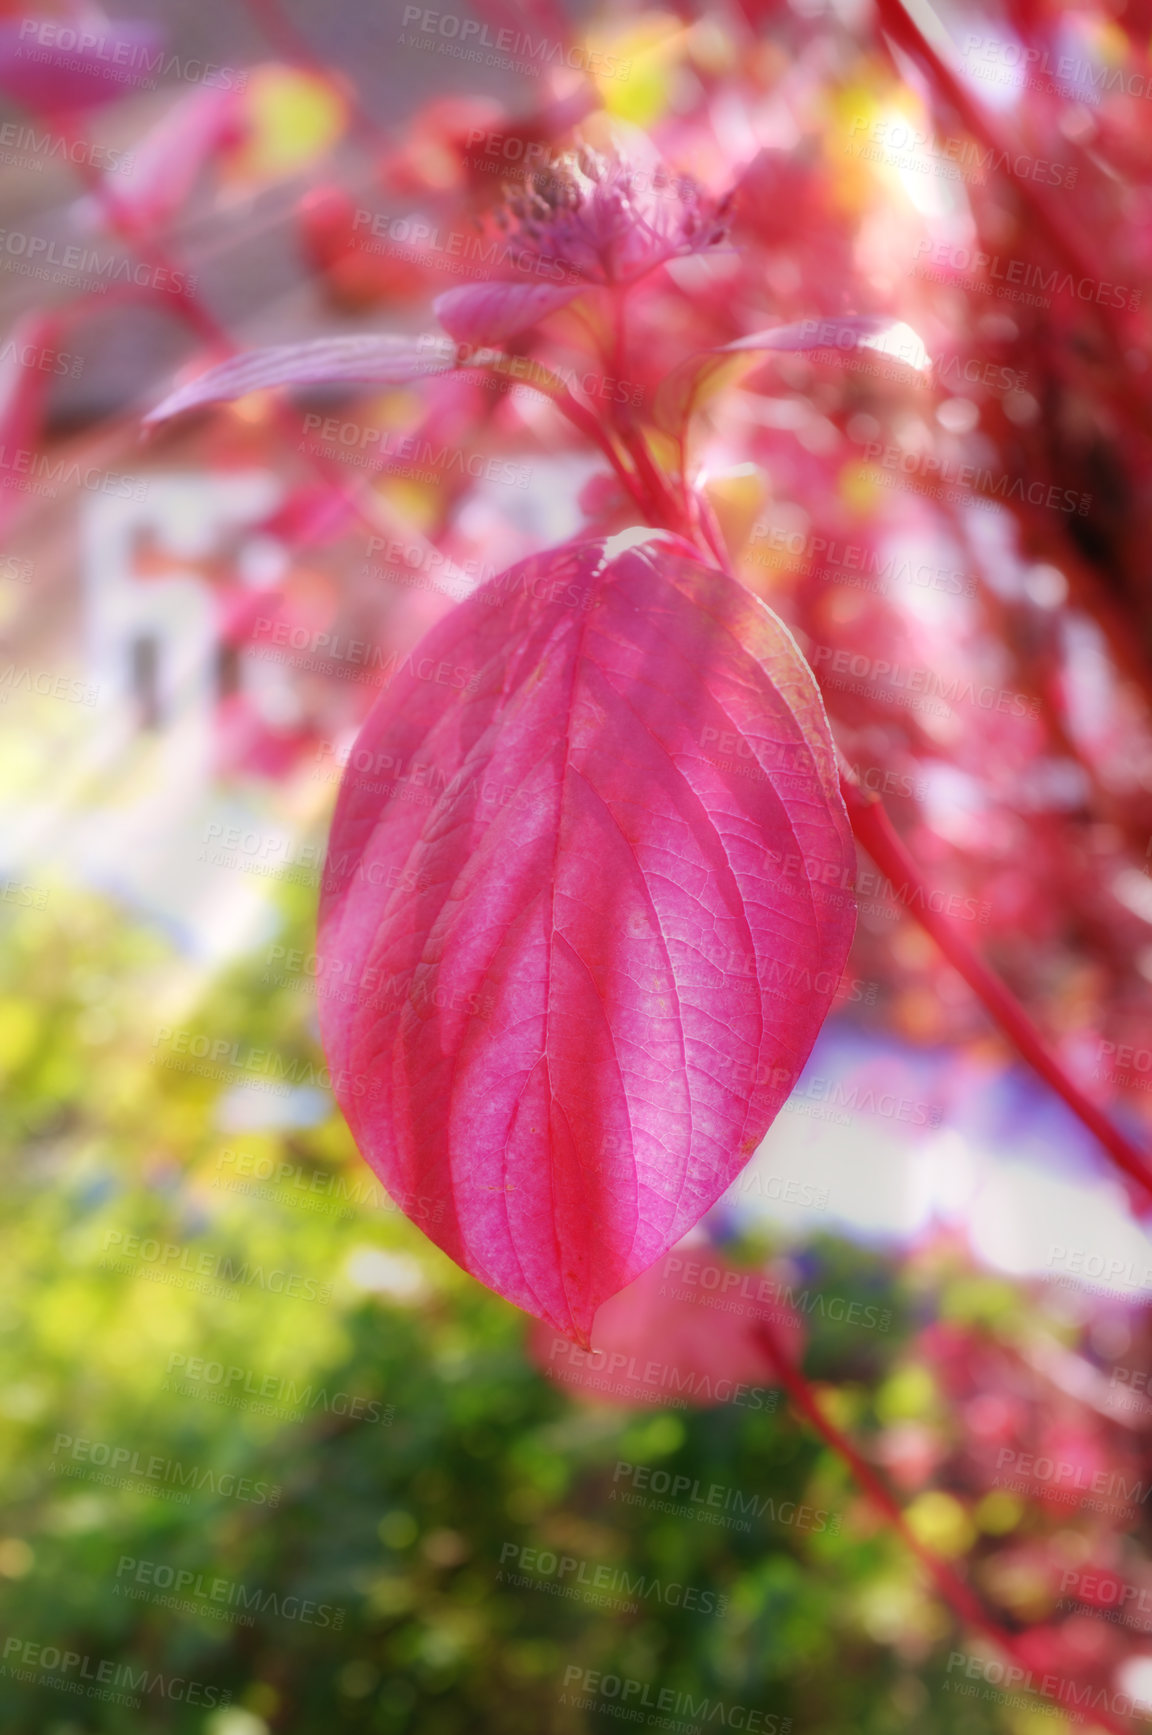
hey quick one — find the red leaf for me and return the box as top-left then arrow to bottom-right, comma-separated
318,533 -> 855,1344
145,334 -> 462,423
433,280 -> 583,345
147,333 -> 572,424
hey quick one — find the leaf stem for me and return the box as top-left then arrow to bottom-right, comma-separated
753,1317 -> 1136,1735
839,771 -> 1152,1203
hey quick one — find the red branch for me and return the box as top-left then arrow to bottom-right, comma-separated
839,773 -> 1152,1203
871,0 -> 1140,376
754,1318 -> 1136,1735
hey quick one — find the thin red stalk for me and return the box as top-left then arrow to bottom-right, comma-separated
623,423 -> 690,532
840,773 -> 1152,1202
544,385 -> 649,512
609,288 -> 692,532
692,487 -> 732,571
753,1318 -> 1136,1735
872,0 -> 1139,383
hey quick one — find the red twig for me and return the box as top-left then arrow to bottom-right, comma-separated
839,772 -> 1152,1203
872,0 -> 1141,380
753,1317 -> 1136,1735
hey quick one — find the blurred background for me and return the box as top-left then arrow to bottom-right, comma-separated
2,0 -> 1152,1729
